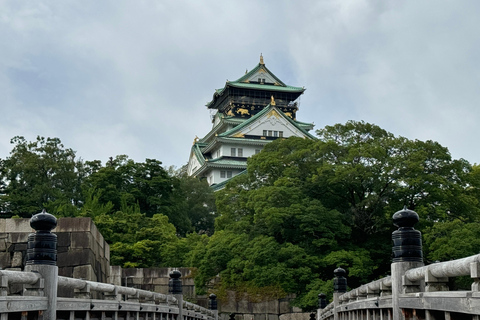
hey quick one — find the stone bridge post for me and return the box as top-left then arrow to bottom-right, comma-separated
169,270 -> 183,320
209,293 -> 218,320
333,268 -> 347,320
24,210 -> 58,320
391,207 -> 424,320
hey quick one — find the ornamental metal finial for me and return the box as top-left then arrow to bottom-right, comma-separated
260,53 -> 264,65
270,95 -> 276,106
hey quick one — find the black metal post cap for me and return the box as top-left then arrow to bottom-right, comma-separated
168,269 -> 182,294
30,209 -> 57,232
334,267 -> 346,277
392,207 -> 419,228
319,293 -> 326,299
208,293 -> 218,310
169,270 -> 182,279
27,209 -> 57,265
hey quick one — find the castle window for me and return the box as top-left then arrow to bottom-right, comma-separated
227,171 -> 233,178
263,130 -> 267,136
231,148 -> 236,156
220,171 -> 226,178
274,131 -> 278,137
279,131 -> 284,137
268,130 -> 272,136
255,149 -> 260,154
238,148 -> 243,157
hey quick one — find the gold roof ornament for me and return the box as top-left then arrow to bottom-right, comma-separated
193,136 -> 199,145
270,95 -> 276,106
260,53 -> 264,65
245,69 -> 248,74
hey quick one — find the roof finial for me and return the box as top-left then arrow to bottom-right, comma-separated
245,69 -> 248,75
260,53 -> 264,65
270,95 -> 276,106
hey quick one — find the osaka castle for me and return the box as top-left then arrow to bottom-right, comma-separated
187,55 -> 315,189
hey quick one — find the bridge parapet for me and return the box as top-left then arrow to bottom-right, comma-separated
318,207 -> 480,320
0,210 -> 218,320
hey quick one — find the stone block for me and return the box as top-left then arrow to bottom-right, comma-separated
105,242 -> 110,261
58,267 -> 73,277
238,300 -> 252,313
152,277 -> 169,285
254,315 -> 266,320
0,220 -> 5,233
73,264 -> 96,281
0,239 -> 6,252
123,268 -> 144,278
71,232 -> 94,249
279,300 -> 292,314
5,219 -> 32,233
57,249 -> 95,268
252,300 -> 277,314
11,252 -> 23,268
0,252 -> 11,268
57,246 -> 69,253
9,232 -> 29,244
55,217 -> 91,232
154,285 -> 168,294
267,315 -> 279,320
56,232 -> 71,247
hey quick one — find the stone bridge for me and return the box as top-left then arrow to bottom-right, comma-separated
0,210 -> 218,320
317,208 -> 480,320
2,208 -> 480,320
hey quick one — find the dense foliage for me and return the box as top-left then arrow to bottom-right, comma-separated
189,121 -> 480,309
1,121 -> 479,310
0,136 -> 216,267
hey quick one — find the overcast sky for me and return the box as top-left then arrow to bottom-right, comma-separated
1,1 -> 479,168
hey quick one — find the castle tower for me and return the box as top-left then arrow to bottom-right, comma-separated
187,55 -> 314,189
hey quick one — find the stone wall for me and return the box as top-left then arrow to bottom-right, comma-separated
0,217 -> 110,292
109,266 -> 198,301
218,291 -> 301,320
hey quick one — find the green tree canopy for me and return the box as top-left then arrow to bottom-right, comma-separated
0,136 -> 85,217
193,121 -> 479,309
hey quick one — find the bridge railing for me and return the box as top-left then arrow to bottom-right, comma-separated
0,210 -> 218,320
318,208 -> 480,320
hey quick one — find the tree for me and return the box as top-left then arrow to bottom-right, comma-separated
0,136 -> 85,217
195,121 -> 479,309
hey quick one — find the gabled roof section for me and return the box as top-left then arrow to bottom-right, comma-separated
235,55 -> 287,86
218,104 -> 316,140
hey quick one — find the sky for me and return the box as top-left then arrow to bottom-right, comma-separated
1,1 -> 480,168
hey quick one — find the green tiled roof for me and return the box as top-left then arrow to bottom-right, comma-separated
211,169 -> 247,191
206,61 -> 305,108
236,62 -> 286,85
228,81 -> 304,92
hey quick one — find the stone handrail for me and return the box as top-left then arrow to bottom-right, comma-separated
57,275 -> 177,303
0,270 -> 42,286
338,276 -> 392,302
405,253 -> 480,282
0,269 -> 215,319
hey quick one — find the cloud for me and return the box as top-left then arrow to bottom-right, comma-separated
0,0 -> 479,167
